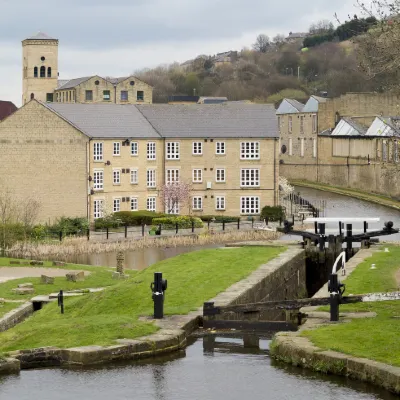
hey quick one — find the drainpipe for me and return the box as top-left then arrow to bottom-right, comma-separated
87,139 -> 91,222
114,84 -> 117,104
274,138 -> 277,206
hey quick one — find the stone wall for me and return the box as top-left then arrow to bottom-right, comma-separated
0,302 -> 34,332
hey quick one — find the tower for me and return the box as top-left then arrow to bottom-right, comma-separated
22,32 -> 58,105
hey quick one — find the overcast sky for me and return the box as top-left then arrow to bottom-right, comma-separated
0,0 -> 365,106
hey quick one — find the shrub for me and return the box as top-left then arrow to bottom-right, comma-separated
260,206 -> 285,222
199,215 -> 239,223
94,217 -> 121,230
31,224 -> 47,241
0,223 -> 26,251
49,217 -> 89,235
152,216 -> 203,229
113,211 -> 167,226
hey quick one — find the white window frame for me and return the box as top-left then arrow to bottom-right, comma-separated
192,142 -> 203,155
93,199 -> 104,219
289,138 -> 293,156
147,196 -> 156,211
240,168 -> 260,187
288,116 -> 293,133
216,141 -> 226,155
216,196 -> 225,210
240,142 -> 260,160
113,169 -> 121,185
216,168 -> 226,183
166,200 -> 180,215
166,142 -> 180,160
192,196 -> 203,210
93,169 -> 104,190
147,142 -> 156,160
313,138 -> 317,158
240,196 -> 260,215
130,197 -> 138,211
131,141 -> 138,156
166,168 -> 180,184
93,142 -> 103,161
113,142 -> 121,156
130,168 -> 138,184
147,169 -> 156,188
113,198 -> 121,213
192,168 -> 203,183
300,138 -> 305,157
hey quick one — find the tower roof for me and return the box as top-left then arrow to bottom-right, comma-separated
25,32 -> 57,41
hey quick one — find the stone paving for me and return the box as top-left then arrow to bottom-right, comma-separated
0,267 -> 91,283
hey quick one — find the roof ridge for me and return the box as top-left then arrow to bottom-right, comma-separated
134,105 -> 163,138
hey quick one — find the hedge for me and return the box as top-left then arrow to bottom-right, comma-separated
152,216 -> 203,229
95,211 -> 168,229
199,215 -> 239,223
260,206 -> 285,222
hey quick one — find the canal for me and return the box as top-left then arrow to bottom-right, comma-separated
0,336 -> 397,400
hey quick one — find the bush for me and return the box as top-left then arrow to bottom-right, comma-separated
0,223 -> 26,250
49,217 -> 89,235
152,216 -> 203,229
31,224 -> 47,241
113,211 -> 167,226
260,206 -> 285,222
199,215 -> 239,223
94,217 -> 121,230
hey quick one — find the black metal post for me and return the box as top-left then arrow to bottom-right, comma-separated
314,221 -> 318,234
176,222 -> 179,234
237,218 -> 240,230
106,227 -> 109,240
318,223 -> 326,251
292,215 -> 295,225
251,218 -> 254,229
142,223 -> 145,237
87,229 -> 90,241
59,231 -> 62,242
265,217 -> 269,226
364,221 -> 368,233
191,219 -> 195,233
125,224 -> 128,239
222,220 -> 225,231
329,274 -> 339,322
58,290 -> 64,314
339,221 -> 342,236
346,223 -> 353,257
151,272 -> 167,319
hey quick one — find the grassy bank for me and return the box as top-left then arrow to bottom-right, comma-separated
0,302 -> 22,318
303,246 -> 400,366
0,246 -> 284,351
0,259 -> 132,300
291,180 -> 400,211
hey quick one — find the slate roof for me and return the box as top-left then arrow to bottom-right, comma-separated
330,117 -> 367,136
0,101 -> 17,121
42,103 -> 278,139
365,116 -> 400,137
302,95 -> 328,113
44,103 -> 161,139
57,77 -> 94,90
276,98 -> 305,114
137,103 -> 278,138
25,32 -> 57,40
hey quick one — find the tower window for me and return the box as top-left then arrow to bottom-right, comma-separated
30,93 -> 34,100
40,66 -> 45,78
41,56 -> 45,61
46,93 -> 54,103
47,67 -> 52,78
34,67 -> 38,78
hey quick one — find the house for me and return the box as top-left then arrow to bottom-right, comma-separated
286,32 -> 308,43
22,32 -> 152,105
0,101 -> 279,223
0,101 -> 17,121
214,51 -> 238,67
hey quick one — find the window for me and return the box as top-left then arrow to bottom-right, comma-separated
166,142 -> 180,159
121,90 -> 128,101
85,90 -> 93,101
216,196 -> 225,210
312,114 -> 317,133
241,196 -> 260,214
241,169 -> 260,187
40,66 -> 45,78
30,93 -> 34,100
278,116 -> 281,132
93,170 -> 104,190
137,91 -> 144,101
34,67 -> 38,78
192,196 -> 203,210
300,138 -> 305,157
193,169 -> 202,183
47,67 -> 52,78
147,142 -> 156,160
216,168 -> 225,182
394,141 -> 399,163
130,168 -> 138,184
216,141 -> 225,155
93,142 -> 103,161
383,141 -> 388,162
103,90 -> 110,101
93,199 -> 104,219
147,169 -> 156,187
300,116 -> 304,134
113,169 -> 121,185
147,196 -> 156,211
113,142 -> 121,156
130,197 -> 138,211
240,142 -> 260,159
289,138 -> 293,156
313,138 -> 317,158
166,200 -> 180,215
131,141 -> 138,156
166,169 -> 180,184
113,198 -> 121,213
289,116 -> 293,133
46,93 -> 53,102
193,142 -> 203,155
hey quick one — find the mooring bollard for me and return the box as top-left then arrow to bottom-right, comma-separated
328,273 -> 345,322
150,272 -> 168,319
58,290 -> 64,314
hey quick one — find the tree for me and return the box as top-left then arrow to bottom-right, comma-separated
253,34 -> 271,53
309,19 -> 335,35
160,182 -> 191,214
272,34 -> 286,46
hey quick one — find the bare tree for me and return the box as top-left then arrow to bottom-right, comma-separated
0,188 -> 20,255
253,34 -> 271,53
160,182 -> 191,214
309,19 -> 335,35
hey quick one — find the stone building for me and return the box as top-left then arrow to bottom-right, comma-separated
22,32 -> 152,105
0,101 -> 279,223
0,101 -> 17,121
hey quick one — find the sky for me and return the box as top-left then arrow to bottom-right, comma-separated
0,0 -> 366,106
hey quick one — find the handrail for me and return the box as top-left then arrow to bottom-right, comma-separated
332,251 -> 346,274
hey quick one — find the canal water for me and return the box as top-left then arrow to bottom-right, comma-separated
0,336 -> 396,400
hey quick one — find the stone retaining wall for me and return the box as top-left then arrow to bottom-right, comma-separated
0,302 -> 33,333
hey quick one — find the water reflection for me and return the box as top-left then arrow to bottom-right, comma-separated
0,336 -> 396,400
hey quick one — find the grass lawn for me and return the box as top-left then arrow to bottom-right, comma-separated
0,258 -> 134,300
303,246 -> 400,366
0,246 -> 284,352
0,302 -> 22,318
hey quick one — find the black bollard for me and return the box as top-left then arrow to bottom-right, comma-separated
87,229 -> 90,241
314,221 -> 318,234
176,222 -> 179,234
364,221 -> 368,233
328,274 -> 339,322
151,272 -> 167,319
346,224 -> 353,257
237,218 -> 240,230
59,231 -> 63,242
142,223 -> 145,237
222,220 -> 225,231
191,219 -> 195,233
58,290 -> 64,314
125,224 -> 128,239
106,227 -> 109,240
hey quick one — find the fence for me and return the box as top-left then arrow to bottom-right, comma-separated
281,193 -> 326,222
